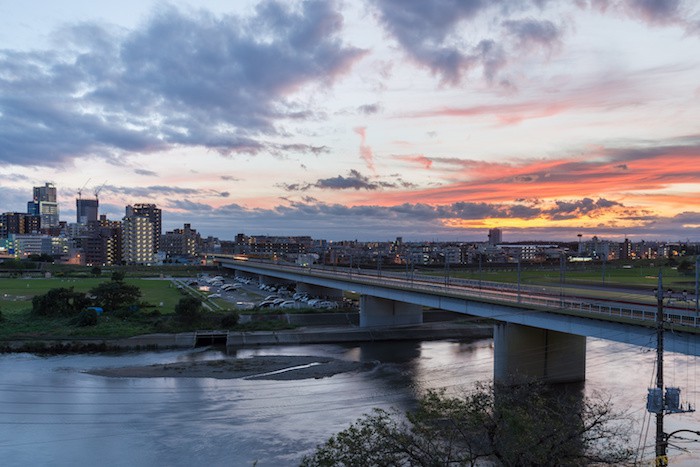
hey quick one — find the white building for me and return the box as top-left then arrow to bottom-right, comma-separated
122,214 -> 154,265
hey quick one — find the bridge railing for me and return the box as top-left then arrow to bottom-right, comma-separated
215,256 -> 699,329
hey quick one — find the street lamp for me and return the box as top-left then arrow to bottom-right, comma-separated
695,256 -> 699,312
517,250 -> 522,303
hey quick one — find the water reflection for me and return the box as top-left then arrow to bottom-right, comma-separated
0,338 -> 699,466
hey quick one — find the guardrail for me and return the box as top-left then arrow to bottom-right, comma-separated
214,256 -> 699,329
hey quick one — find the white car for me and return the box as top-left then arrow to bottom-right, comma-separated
279,300 -> 297,309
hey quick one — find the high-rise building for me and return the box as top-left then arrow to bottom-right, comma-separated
122,213 -> 154,265
162,223 -> 201,258
28,183 -> 60,229
76,198 -> 99,224
125,204 -> 161,253
488,228 -> 502,245
0,212 -> 41,237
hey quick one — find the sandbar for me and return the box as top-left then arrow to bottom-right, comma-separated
88,355 -> 377,380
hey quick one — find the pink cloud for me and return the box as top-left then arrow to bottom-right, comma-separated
394,154 -> 433,169
354,126 -> 375,171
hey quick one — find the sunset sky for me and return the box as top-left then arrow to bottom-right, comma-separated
1,0 -> 700,242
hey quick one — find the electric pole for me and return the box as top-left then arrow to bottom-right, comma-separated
647,271 -> 695,466
655,272 -> 666,466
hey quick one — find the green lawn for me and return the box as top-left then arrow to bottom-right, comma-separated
439,264 -> 696,290
0,277 -> 194,339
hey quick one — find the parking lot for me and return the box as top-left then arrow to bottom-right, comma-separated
180,274 -> 354,312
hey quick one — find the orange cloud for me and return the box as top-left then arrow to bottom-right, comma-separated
348,144 -> 700,218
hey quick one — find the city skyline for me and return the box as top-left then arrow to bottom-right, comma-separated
1,1 -> 700,242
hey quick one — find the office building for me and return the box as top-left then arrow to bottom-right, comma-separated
76,198 -> 99,224
27,183 -> 60,229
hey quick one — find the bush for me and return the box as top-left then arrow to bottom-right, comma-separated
175,296 -> 202,324
220,312 -> 240,328
74,309 -> 98,327
32,287 -> 91,317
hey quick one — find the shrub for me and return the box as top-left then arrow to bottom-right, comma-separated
74,309 -> 98,327
175,296 -> 202,324
32,287 -> 91,317
220,312 -> 240,328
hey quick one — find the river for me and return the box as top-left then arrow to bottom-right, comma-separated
1,337 -> 700,466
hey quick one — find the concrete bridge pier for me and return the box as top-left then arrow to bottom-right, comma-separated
257,274 -> 294,288
296,283 -> 343,300
360,296 -> 423,327
494,323 -> 586,384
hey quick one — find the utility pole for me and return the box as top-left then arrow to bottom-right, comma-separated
655,272 -> 666,466
647,270 -> 695,466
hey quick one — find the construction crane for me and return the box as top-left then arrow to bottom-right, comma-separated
94,181 -> 107,200
77,178 -> 91,199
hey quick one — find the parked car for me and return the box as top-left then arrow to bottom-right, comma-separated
279,300 -> 297,309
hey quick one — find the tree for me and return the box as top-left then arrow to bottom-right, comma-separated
175,296 -> 203,324
301,382 -> 634,467
111,270 -> 126,283
91,266 -> 102,277
32,287 -> 90,317
89,280 -> 141,312
677,259 -> 694,276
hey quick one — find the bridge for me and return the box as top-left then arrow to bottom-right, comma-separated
212,255 -> 700,384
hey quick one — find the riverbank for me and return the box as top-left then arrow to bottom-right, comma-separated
1,311 -> 493,353
0,321 -> 492,353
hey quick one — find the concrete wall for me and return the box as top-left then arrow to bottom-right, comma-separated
360,295 -> 423,327
494,323 -> 586,384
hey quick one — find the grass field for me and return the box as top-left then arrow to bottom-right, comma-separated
0,276 -> 206,339
436,264 -> 697,290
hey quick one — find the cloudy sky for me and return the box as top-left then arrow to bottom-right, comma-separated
1,0 -> 700,242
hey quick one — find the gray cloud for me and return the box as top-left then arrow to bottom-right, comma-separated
134,169 -> 157,177
547,197 -> 622,220
166,199 -> 215,212
358,103 -> 381,115
280,169 -> 416,191
0,1 -> 364,166
154,196 -> 670,242
627,0 -> 682,23
502,18 -> 562,52
369,0 -> 559,84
